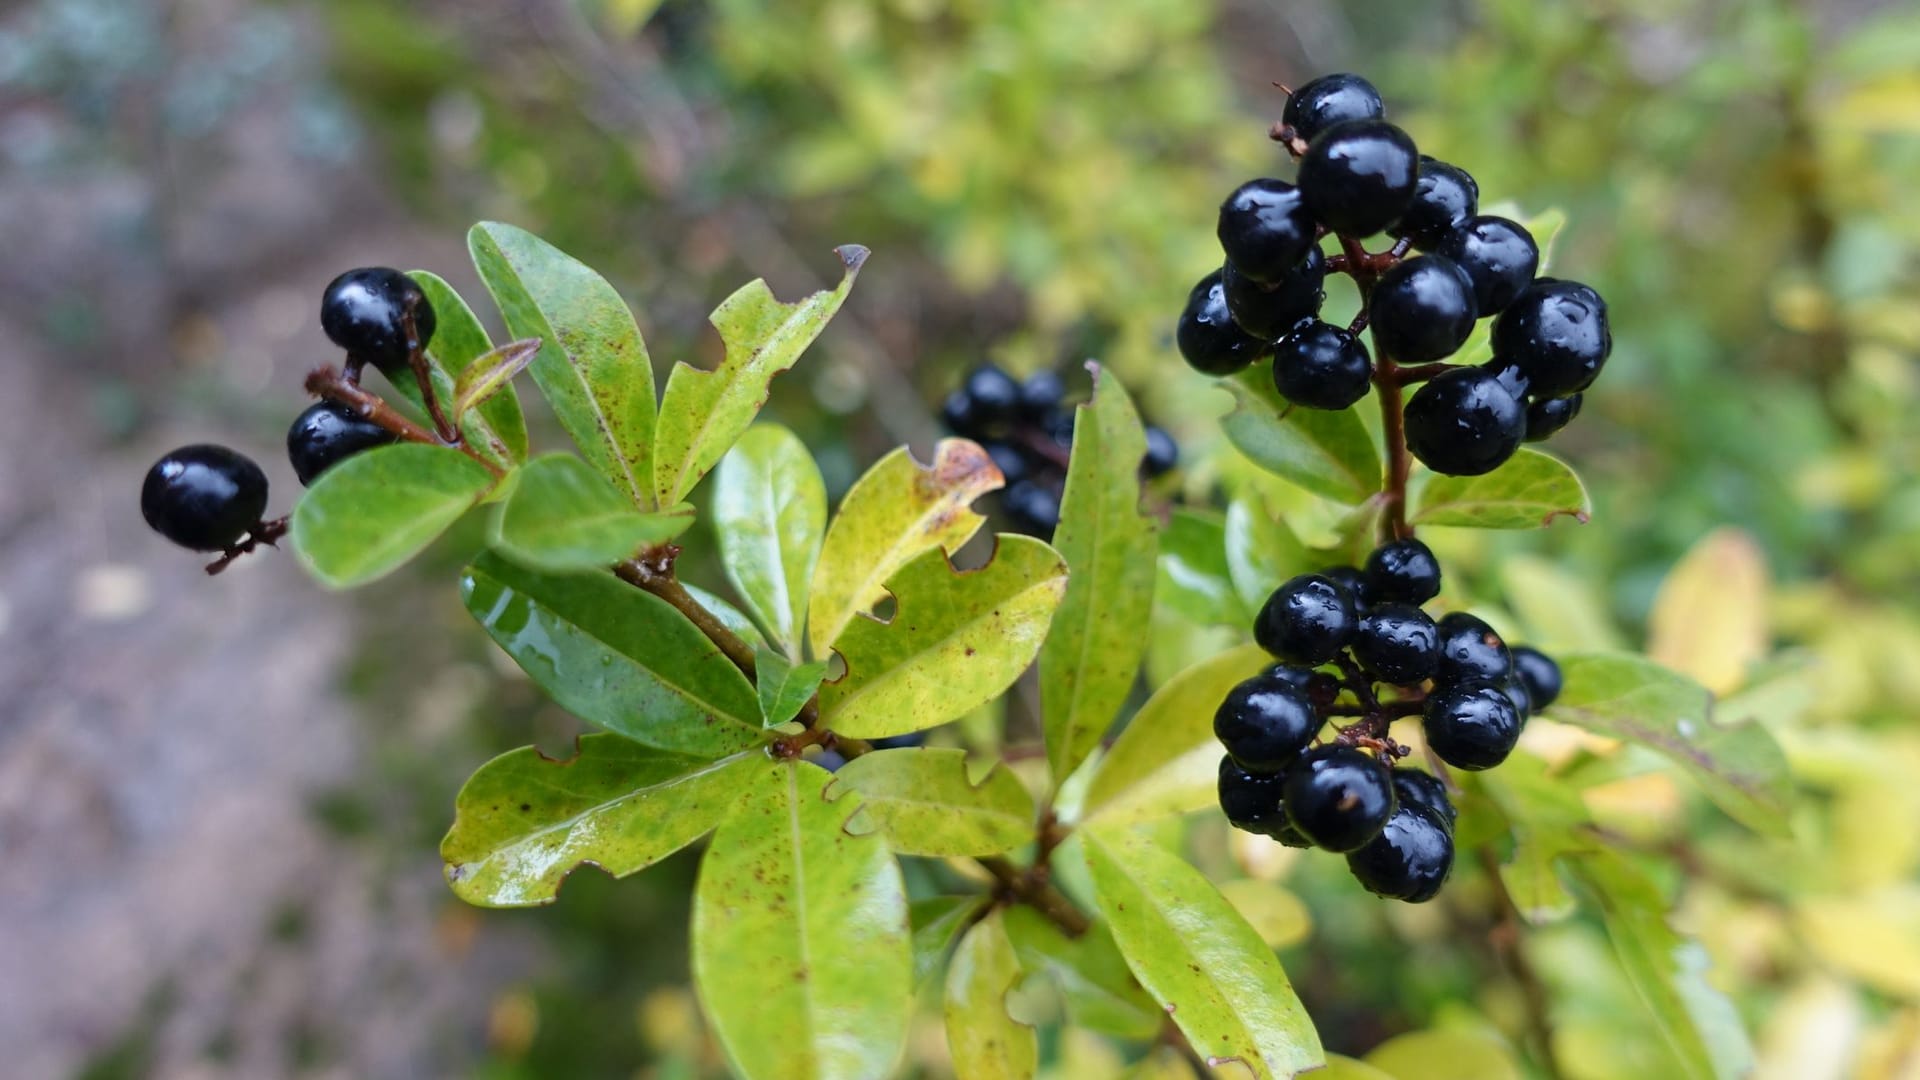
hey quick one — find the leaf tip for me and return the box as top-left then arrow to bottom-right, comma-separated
835,244 -> 871,274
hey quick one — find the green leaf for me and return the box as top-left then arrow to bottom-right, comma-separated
491,454 -> 695,572
1078,645 -> 1271,827
469,222 -> 658,507
1221,368 -> 1381,505
1551,654 -> 1793,836
1002,906 -> 1160,1040
693,760 -> 911,1080
1042,367 -> 1160,788
911,896 -> 987,989
945,910 -> 1037,1080
291,443 -> 495,588
452,336 -> 541,422
1224,498 -> 1312,616
1567,850 -> 1756,1080
1157,509 -> 1243,626
686,583 -> 769,650
440,737 -> 760,907
1316,1056 -> 1399,1080
653,245 -> 868,506
408,271 -> 529,468
1362,1030 -> 1523,1080
826,748 -> 1034,856
1412,448 -> 1591,529
461,552 -> 766,756
807,439 -> 1004,657
1472,755 -> 1596,923
713,424 -> 827,657
755,646 -> 827,727
1083,828 -> 1322,1079
819,537 -> 1067,739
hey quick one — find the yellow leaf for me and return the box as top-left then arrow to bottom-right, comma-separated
1648,528 -> 1770,695
1796,887 -> 1920,1001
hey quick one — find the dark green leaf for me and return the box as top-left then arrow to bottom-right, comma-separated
1157,508 -> 1245,627
1002,906 -> 1160,1040
492,454 -> 695,572
945,910 -> 1037,1080
1412,448 -> 1591,529
827,747 -> 1034,856
754,646 -> 827,727
1221,369 -> 1381,505
291,443 -> 495,588
911,896 -> 987,989
1224,498 -> 1312,616
408,271 -> 529,468
713,424 -> 827,657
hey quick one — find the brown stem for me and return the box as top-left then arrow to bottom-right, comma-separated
203,514 -> 290,576
1390,361 -> 1460,386
404,303 -> 460,444
980,855 -> 1091,937
614,548 -> 760,678
1374,359 -> 1413,544
305,367 -> 503,477
1478,846 -> 1566,1080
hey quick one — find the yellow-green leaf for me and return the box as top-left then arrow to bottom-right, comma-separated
912,896 -> 987,989
1362,1030 -> 1523,1080
1793,886 -> 1920,1000
292,443 -> 495,588
1224,498 -> 1313,616
492,454 -> 695,572
1221,368 -> 1381,505
945,910 -> 1037,1080
1158,509 -> 1244,627
754,646 -> 827,727
828,748 -> 1034,856
1411,448 -> 1591,530
713,424 -> 827,657
452,336 -> 541,422
1647,528 -> 1769,696
1002,906 -> 1161,1040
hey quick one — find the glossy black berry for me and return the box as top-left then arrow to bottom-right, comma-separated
321,267 -> 436,372
1320,566 -> 1373,608
1486,358 -> 1531,401
963,365 -> 1022,424
1511,646 -> 1564,710
1282,746 -> 1396,852
1364,538 -> 1441,605
1423,678 -> 1523,770
287,400 -> 397,486
141,444 -> 270,552
1492,279 -> 1612,398
1217,179 -> 1318,285
1347,804 -> 1454,902
1282,73 -> 1385,143
1404,366 -> 1526,476
941,389 -> 982,437
1254,573 -> 1358,665
1019,370 -> 1065,419
1260,663 -> 1343,708
1002,480 -> 1061,536
1352,603 -> 1439,686
1390,769 -> 1457,828
1499,677 -> 1533,722
1524,393 -> 1583,442
1368,255 -> 1477,363
1297,119 -> 1419,238
1177,269 -> 1271,376
1390,157 -> 1478,249
1272,321 -> 1371,410
983,441 -> 1030,486
1438,216 -> 1538,316
1222,249 -> 1326,339
1218,757 -> 1311,846
1434,612 -> 1514,685
1141,426 -> 1179,477
1214,671 -> 1320,773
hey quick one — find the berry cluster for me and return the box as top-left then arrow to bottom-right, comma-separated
1176,72 -> 1612,475
939,364 -> 1177,536
140,268 -> 429,568
1213,538 -> 1562,902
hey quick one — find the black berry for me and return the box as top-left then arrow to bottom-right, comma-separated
1002,480 -> 1061,536
1352,603 -> 1439,685
1368,255 -> 1477,363
1390,769 -> 1457,828
1437,216 -> 1538,316
983,441 -> 1030,486
1434,612 -> 1514,685
1423,678 -> 1523,770
1041,406 -> 1076,449
1297,119 -> 1419,238
1141,426 -> 1179,477
1217,179 -> 1318,285
1511,646 -> 1563,710
1282,746 -> 1396,852
141,444 -> 270,552
1346,804 -> 1454,902
869,731 -> 928,750
1364,538 -> 1442,604
1218,757 -> 1310,846
1282,73 -> 1384,143
1524,393 -> 1583,442
1214,670 -> 1320,773
1019,370 -> 1065,419
287,400 -> 397,486
1272,321 -> 1371,410
941,389 -> 982,437
1320,566 -> 1373,608
1177,269 -> 1271,376
321,267 -> 436,373
963,365 -> 1022,425
1492,279 -> 1611,398
1254,573 -> 1358,665
1223,250 -> 1327,339
1404,367 -> 1525,476
1390,157 -> 1478,249
1499,677 -> 1533,722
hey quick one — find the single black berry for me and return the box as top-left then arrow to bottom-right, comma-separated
1218,757 -> 1310,846
1177,269 -> 1271,376
1320,566 -> 1373,608
1486,358 -> 1531,401
869,731 -> 928,750
1499,677 -> 1533,722
1390,157 -> 1478,249
1261,663 -> 1343,707
1282,73 -> 1385,143
1437,216 -> 1538,316
1282,746 -> 1396,852
1346,804 -> 1454,902
1364,538 -> 1441,604
1404,366 -> 1526,476
1297,119 -> 1419,238
141,444 -> 270,552
321,267 -> 436,373
1511,646 -> 1563,710
963,365 -> 1022,424
1218,179 -> 1318,285
1368,255 -> 1477,363
1141,426 -> 1179,477
1002,480 -> 1061,536
1223,250 -> 1326,339
1492,279 -> 1611,398
1390,769 -> 1457,828
1041,406 -> 1076,449
1524,393 -> 1583,442
1214,670 -> 1320,773
1352,603 -> 1440,685
1254,573 -> 1358,665
1434,611 -> 1514,685
1423,678 -> 1523,770
1019,370 -> 1065,419
1272,321 -> 1371,410
941,389 -> 982,437
983,441 -> 1030,486
287,400 -> 397,486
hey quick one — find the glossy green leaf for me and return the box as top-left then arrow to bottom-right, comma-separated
1078,645 -> 1270,826
826,748 -> 1033,856
808,439 -> 1004,657
1224,498 -> 1312,616
292,443 -> 495,588
469,222 -> 658,507
452,336 -> 541,422
820,537 -> 1067,738
1362,1030 -> 1523,1080
1412,448 -> 1591,529
945,910 -> 1037,1080
461,552 -> 766,756
1157,509 -> 1242,626
653,245 -> 868,506
1083,829 -> 1322,1079
441,738 -> 760,907
407,271 -> 529,468
1221,368 -> 1381,505
1002,906 -> 1160,1040
693,760 -> 911,1080
911,896 -> 987,989
755,646 -> 827,727
492,454 -> 695,572
1552,653 -> 1793,836
713,424 -> 827,657
1042,367 -> 1159,788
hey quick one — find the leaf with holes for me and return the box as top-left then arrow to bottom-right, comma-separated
292,443 -> 496,588
945,910 -> 1037,1080
405,271 -> 529,469
1412,448 -> 1591,529
713,424 -> 827,657
1221,368 -> 1381,505
827,747 -> 1033,856
492,454 -> 695,573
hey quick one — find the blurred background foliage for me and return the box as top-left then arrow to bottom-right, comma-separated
5,0 -> 1918,1076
